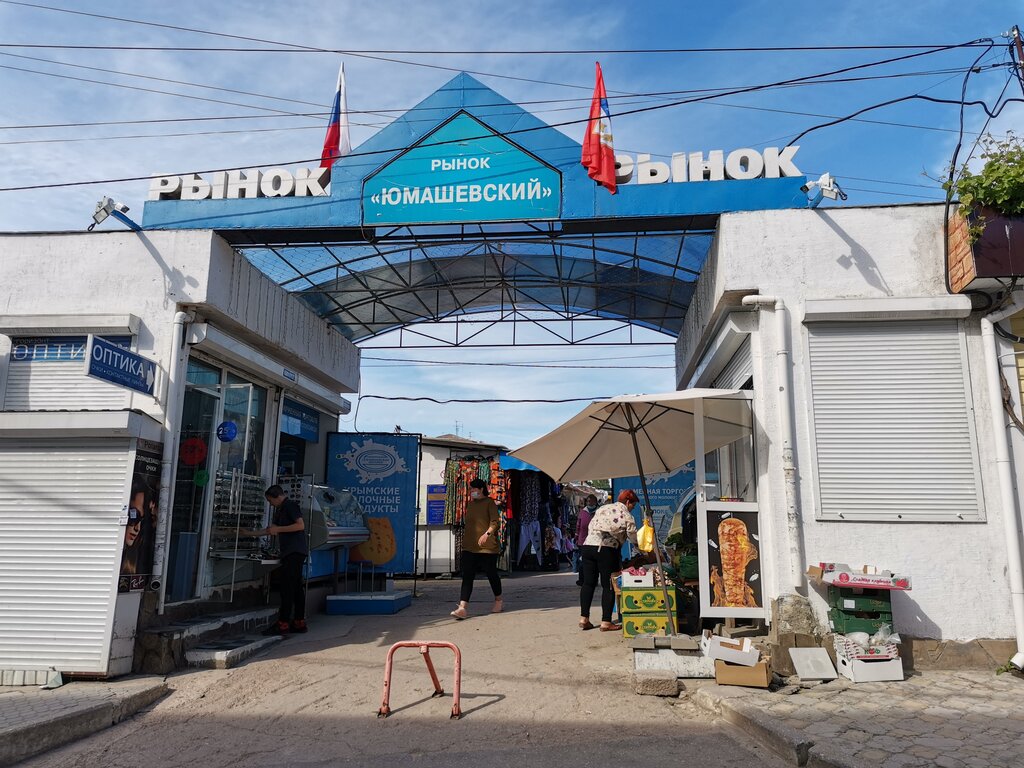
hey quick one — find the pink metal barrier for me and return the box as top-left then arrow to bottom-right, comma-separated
376,640 -> 462,720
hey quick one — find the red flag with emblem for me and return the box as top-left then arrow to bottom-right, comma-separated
581,62 -> 616,194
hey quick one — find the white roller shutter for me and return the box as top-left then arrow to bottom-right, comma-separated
4,362 -> 130,410
4,336 -> 130,411
0,439 -> 131,675
806,320 -> 982,522
713,338 -> 753,389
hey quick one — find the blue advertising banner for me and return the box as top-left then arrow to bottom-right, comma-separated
612,462 -> 696,540
363,112 -> 561,225
84,335 -> 157,396
326,433 -> 419,573
281,398 -> 320,442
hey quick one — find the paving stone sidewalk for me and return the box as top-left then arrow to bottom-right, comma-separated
692,670 -> 1024,768
0,677 -> 167,766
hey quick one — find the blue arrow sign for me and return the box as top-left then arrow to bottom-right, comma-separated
84,335 -> 158,396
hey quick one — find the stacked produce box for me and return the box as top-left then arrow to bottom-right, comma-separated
619,583 -> 677,637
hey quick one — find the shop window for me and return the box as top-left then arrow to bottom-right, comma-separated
221,373 -> 267,477
704,434 -> 757,503
186,358 -> 221,388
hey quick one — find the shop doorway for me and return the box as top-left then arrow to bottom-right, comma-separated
166,359 -> 272,603
167,359 -> 221,602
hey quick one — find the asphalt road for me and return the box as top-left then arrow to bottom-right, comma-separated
23,571 -> 784,768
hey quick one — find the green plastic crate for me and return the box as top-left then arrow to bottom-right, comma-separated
827,586 -> 892,613
828,608 -> 893,635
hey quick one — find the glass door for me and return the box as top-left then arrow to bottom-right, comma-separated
166,359 -> 222,603
204,374 -> 269,597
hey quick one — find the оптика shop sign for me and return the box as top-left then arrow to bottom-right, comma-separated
362,111 -> 561,225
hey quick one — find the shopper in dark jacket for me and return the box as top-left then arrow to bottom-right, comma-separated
261,485 -> 308,635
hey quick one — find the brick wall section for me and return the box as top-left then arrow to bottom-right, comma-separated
947,211 -> 976,293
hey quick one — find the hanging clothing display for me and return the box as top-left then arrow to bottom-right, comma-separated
517,520 -> 542,566
518,472 -> 541,524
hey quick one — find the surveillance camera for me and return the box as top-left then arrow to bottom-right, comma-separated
114,201 -> 130,214
799,181 -> 812,194
1011,651 -> 1024,671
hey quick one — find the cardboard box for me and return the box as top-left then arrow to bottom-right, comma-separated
700,631 -> 761,666
807,563 -> 911,591
834,635 -> 900,661
619,572 -> 655,588
714,659 -> 772,688
622,613 -> 677,637
621,587 -> 676,612
836,654 -> 904,683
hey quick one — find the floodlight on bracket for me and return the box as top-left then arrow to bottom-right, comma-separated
88,196 -> 141,231
800,173 -> 847,208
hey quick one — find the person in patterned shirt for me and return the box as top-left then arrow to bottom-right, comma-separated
578,489 -> 638,631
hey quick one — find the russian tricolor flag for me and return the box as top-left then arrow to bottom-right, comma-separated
321,62 -> 352,168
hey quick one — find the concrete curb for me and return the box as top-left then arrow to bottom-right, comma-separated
0,680 -> 168,767
691,686 -> 818,767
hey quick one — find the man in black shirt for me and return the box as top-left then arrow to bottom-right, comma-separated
261,485 -> 309,635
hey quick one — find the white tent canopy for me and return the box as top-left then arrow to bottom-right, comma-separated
510,389 -> 753,483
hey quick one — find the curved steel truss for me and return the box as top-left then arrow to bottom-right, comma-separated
232,220 -> 714,347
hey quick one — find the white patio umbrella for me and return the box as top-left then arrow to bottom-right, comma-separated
510,389 -> 753,634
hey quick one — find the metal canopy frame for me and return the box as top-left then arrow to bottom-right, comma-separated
229,217 -> 716,348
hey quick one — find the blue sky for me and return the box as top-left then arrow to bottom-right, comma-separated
1,1 -> 1021,448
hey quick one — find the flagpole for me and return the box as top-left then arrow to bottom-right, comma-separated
623,405 -> 677,636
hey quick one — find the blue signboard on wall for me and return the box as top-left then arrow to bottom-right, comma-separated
326,432 -> 419,573
612,462 -> 696,540
363,111 -> 561,225
281,398 -> 320,442
426,484 -> 447,525
84,335 -> 157,396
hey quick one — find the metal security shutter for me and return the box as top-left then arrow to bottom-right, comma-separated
713,338 -> 753,389
807,320 -> 982,522
4,362 -> 129,410
0,439 -> 130,675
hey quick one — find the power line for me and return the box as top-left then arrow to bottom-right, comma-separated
839,186 -> 946,200
2,63 -> 997,138
361,352 -> 669,363
1,70 -> 991,147
358,395 -> 610,404
783,41 -> 1012,146
361,360 -> 673,369
0,0 -> 998,97
0,51 -> 329,109
0,38 -> 996,193
0,42 -> 996,54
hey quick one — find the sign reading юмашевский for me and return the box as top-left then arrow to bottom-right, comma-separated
362,112 -> 561,226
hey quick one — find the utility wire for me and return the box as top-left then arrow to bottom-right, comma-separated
955,71 -> 1015,183
0,1 -> 993,56
2,62 -> 1002,146
784,40 -> 1007,146
0,0 -> 999,95
358,395 -> 611,404
0,38 -> 996,193
1,60 -> 997,135
361,360 -> 673,369
0,42 -> 996,54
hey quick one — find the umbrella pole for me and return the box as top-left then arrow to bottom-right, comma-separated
623,407 -> 678,637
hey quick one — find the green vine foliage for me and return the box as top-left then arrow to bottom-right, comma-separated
945,133 -> 1024,236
